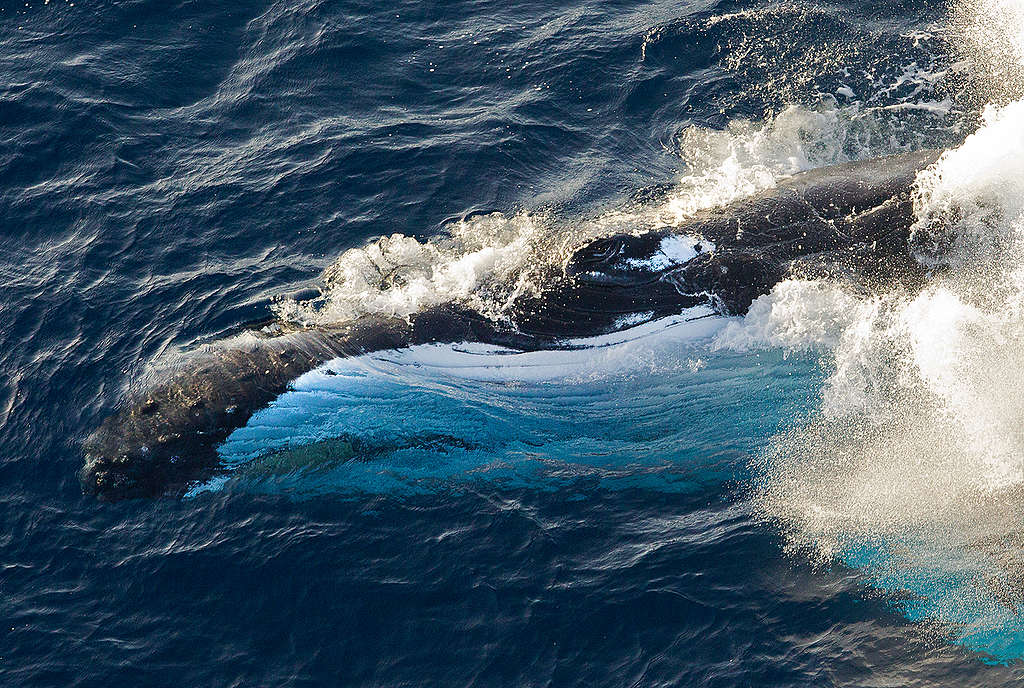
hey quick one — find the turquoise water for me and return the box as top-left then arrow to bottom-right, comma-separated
203,321 -> 823,499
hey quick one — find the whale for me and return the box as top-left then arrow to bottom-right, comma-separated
80,148 -> 941,500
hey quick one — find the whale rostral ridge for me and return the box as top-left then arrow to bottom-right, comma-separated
81,149 -> 940,500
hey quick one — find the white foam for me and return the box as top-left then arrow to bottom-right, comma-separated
911,99 -> 1024,269
656,105 -> 862,225
273,212 -> 553,326
613,311 -> 655,329
745,1 -> 1024,645
713,280 -> 872,354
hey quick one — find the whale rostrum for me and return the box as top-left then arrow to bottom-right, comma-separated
81,149 -> 941,500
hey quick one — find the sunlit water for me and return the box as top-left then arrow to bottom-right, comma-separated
9,0 -> 1024,684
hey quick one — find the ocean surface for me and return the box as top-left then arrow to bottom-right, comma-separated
7,0 -> 1024,684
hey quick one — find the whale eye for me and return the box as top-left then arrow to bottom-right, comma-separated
576,238 -> 622,265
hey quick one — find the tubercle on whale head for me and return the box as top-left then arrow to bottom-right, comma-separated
79,330 -> 332,501
79,384 -> 238,501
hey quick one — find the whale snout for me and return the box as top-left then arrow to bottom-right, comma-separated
81,402 -> 226,501
79,453 -> 144,500
80,447 -> 197,500
80,420 -> 178,500
79,429 -> 167,500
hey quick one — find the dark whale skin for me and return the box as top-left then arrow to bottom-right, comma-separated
550,148 -> 942,324
81,149 -> 940,500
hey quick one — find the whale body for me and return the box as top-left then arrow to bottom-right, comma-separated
81,149 -> 940,500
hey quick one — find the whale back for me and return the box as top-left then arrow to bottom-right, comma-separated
557,148 -> 941,321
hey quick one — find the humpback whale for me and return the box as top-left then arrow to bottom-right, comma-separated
81,148 -> 940,500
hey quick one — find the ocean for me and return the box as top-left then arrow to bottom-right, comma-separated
5,0 -> 1024,684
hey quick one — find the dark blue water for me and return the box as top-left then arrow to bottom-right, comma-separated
3,0 -> 1016,684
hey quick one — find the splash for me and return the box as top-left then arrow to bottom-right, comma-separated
273,211 -> 552,326
743,0 -> 1024,659
951,0 -> 1024,102
656,104 -> 884,224
277,98 -> 950,329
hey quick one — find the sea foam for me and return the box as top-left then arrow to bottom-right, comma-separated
738,0 -> 1024,657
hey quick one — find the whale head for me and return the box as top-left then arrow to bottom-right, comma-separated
79,330 -> 340,501
79,350 -> 271,500
80,395 -> 223,500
